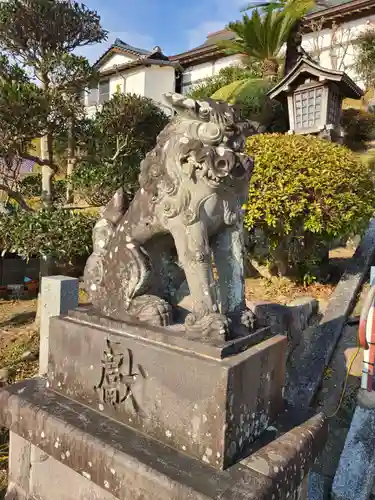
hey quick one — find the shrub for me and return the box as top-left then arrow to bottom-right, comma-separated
187,64 -> 262,100
0,208 -> 96,261
341,108 -> 375,149
356,27 -> 375,89
71,159 -> 137,206
72,93 -> 168,206
19,174 -> 67,205
245,134 -> 375,280
211,78 -> 287,132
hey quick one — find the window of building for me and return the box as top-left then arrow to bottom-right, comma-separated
99,80 -> 110,104
86,79 -> 110,106
87,83 -> 99,106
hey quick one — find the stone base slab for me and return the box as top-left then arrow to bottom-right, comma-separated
5,432 -> 117,500
0,379 -> 327,500
48,308 -> 285,469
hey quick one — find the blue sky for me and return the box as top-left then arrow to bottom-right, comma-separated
78,0 -> 246,63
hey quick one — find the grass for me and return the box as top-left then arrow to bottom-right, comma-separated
0,306 -> 39,498
0,330 -> 39,382
245,275 -> 334,305
0,291 -> 89,496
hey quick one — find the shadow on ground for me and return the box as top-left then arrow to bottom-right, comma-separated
0,311 -> 36,329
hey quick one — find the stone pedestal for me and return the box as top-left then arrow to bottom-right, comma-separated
0,307 -> 328,499
0,378 -> 326,500
47,308 -> 284,469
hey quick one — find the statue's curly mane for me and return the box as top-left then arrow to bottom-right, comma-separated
137,95 -> 253,221
138,118 -> 204,204
138,122 -> 177,200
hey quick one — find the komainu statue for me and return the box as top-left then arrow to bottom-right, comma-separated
84,93 -> 257,340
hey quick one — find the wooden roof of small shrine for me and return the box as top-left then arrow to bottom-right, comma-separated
268,57 -> 364,101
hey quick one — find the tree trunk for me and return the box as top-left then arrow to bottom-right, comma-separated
41,134 -> 54,206
262,59 -> 279,80
66,117 -> 76,204
35,76 -> 55,327
270,242 -> 290,277
40,77 -> 53,207
284,20 -> 303,76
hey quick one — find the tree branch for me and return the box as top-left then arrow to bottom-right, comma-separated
0,184 -> 33,211
110,136 -> 129,162
21,154 -> 59,173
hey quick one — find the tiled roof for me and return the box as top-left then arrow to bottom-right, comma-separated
193,0 -> 364,48
93,38 -> 151,68
95,44 -> 180,77
171,0 -> 375,63
197,29 -> 235,48
98,57 -> 181,78
311,0 -> 355,12
112,38 -> 151,57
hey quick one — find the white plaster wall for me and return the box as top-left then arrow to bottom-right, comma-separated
183,61 -> 215,89
83,66 -> 174,117
100,53 -> 136,72
110,74 -> 125,96
144,66 -> 175,102
181,54 -> 243,94
214,54 -> 243,73
302,14 -> 375,88
180,14 -> 375,94
85,105 -> 101,118
125,69 -> 146,96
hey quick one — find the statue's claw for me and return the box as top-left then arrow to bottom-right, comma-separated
239,309 -> 256,331
185,312 -> 230,339
227,308 -> 257,339
128,295 -> 173,328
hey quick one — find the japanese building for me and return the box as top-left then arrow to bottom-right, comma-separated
84,0 -> 375,115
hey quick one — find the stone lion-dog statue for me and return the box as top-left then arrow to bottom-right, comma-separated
84,92 -> 257,340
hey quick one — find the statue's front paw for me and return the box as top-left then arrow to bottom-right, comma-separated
185,312 -> 229,339
240,309 -> 256,331
227,308 -> 257,339
128,295 -> 172,327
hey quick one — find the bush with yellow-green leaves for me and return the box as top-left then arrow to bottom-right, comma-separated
245,133 -> 375,282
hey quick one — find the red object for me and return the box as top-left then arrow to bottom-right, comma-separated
359,285 -> 375,391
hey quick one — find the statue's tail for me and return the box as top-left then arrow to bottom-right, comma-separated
84,188 -> 127,305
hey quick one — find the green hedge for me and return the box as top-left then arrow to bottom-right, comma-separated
210,78 -> 287,132
245,133 -> 375,280
341,108 -> 375,149
0,208 -> 96,261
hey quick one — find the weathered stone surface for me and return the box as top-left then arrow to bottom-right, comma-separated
5,433 -> 116,500
47,308 -> 286,469
0,378 -> 327,500
6,431 -> 31,499
247,297 -> 319,348
308,472 -> 332,500
29,442 -> 117,500
308,319 -> 360,493
286,217 -> 375,408
244,412 -> 327,499
39,276 -> 79,376
332,401 -> 375,500
84,93 -> 259,340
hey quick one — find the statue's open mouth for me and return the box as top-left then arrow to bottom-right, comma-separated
232,156 -> 254,178
230,163 -> 247,179
201,154 -> 252,188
